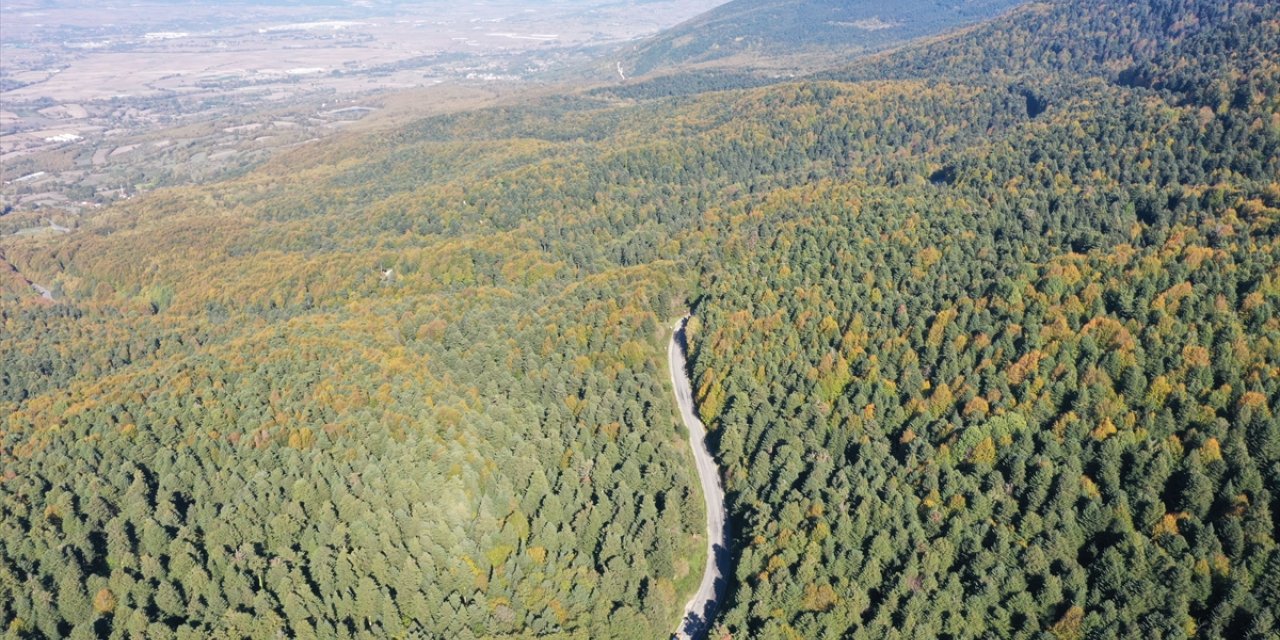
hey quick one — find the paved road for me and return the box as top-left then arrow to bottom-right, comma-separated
669,315 -> 729,640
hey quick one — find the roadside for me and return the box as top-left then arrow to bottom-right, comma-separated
668,315 -> 730,640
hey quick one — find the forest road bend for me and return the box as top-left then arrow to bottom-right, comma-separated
669,315 -> 729,640
3,259 -> 55,301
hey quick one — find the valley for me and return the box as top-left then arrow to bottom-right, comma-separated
1,0 -> 725,220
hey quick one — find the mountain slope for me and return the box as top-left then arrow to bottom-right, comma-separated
623,0 -> 1026,76
686,0 -> 1280,637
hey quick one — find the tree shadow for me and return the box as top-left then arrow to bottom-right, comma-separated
675,536 -> 733,638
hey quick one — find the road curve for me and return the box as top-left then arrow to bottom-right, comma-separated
669,315 -> 729,640
30,282 -> 55,301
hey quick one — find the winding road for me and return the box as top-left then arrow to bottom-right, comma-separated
669,316 -> 729,640
1,221 -> 67,301
30,282 -> 55,301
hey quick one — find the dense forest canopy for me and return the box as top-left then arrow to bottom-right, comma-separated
2,0 -> 1279,638
689,0 -> 1280,637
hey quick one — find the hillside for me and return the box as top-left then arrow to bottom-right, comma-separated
688,0 -> 1280,636
2,0 -> 1279,638
621,0 -> 1025,76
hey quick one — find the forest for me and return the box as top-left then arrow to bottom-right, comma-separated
1,0 -> 1278,638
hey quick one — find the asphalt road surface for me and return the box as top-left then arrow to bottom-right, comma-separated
669,316 -> 729,640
